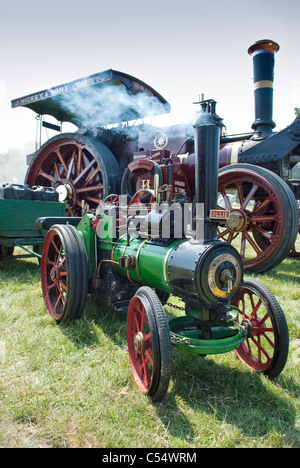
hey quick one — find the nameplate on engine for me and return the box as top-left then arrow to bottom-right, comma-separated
210,209 -> 230,220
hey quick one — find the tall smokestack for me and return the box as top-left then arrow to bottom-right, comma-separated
248,39 -> 279,138
193,100 -> 222,241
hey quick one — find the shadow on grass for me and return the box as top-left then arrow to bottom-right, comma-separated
4,256 -> 297,446
58,296 -> 128,349
59,298 -> 299,447
0,256 -> 40,283
154,348 -> 299,446
247,257 -> 300,284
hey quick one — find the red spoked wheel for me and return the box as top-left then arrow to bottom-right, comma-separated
104,194 -> 119,206
41,224 -> 88,322
127,286 -> 172,402
218,164 -> 299,273
128,189 -> 154,217
231,278 -> 289,377
25,133 -> 121,217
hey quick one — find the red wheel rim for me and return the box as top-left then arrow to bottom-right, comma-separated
127,296 -> 156,394
41,230 -> 67,320
231,286 -> 276,372
104,194 -> 119,206
217,169 -> 285,271
26,138 -> 105,216
128,189 -> 154,216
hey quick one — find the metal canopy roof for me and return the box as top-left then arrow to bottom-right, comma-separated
11,69 -> 171,127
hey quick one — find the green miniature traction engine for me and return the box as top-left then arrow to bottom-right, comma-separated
39,103 -> 289,401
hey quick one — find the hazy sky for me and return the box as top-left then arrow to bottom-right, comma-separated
0,0 -> 299,181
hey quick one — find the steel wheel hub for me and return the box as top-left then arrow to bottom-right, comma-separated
134,331 -> 145,354
56,182 -> 73,202
50,266 -> 60,283
226,209 -> 247,232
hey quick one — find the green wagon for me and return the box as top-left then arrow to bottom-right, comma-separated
0,184 -> 65,261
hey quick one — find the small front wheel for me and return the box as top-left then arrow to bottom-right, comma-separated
231,278 -> 289,378
127,287 -> 172,402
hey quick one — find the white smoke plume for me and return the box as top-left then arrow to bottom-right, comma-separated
54,83 -> 170,129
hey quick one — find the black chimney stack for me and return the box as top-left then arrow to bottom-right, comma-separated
193,100 -> 222,241
248,39 -> 279,138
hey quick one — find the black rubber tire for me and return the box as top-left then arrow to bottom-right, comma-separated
127,286 -> 172,402
139,287 -> 172,402
65,225 -> 89,319
231,278 -> 289,378
155,289 -> 170,306
218,163 -> 299,273
41,224 -> 88,322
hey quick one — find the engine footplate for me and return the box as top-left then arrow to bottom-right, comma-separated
168,310 -> 247,355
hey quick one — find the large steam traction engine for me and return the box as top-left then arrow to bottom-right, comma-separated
11,39 -> 300,274
32,102 -> 289,402
6,39 -> 295,399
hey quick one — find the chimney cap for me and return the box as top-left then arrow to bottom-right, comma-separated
248,39 -> 279,55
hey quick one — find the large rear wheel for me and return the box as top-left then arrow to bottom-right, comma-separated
25,133 -> 121,217
217,164 -> 299,273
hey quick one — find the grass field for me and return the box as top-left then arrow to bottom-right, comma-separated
0,241 -> 299,448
